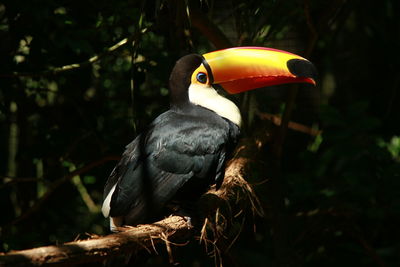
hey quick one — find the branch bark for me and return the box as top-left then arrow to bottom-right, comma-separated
0,216 -> 191,266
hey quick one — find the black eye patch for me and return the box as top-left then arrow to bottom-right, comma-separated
196,72 -> 207,84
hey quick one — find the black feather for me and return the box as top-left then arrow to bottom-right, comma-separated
103,105 -> 240,225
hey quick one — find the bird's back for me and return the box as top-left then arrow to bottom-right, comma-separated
102,105 -> 240,227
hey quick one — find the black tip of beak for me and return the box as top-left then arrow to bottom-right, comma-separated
287,59 -> 318,82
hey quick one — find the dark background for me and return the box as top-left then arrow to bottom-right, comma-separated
0,0 -> 399,266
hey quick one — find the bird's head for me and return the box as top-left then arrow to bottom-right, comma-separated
169,46 -> 317,125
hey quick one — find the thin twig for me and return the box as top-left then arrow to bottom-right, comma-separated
0,177 -> 45,189
257,112 -> 321,136
0,28 -> 148,78
304,0 -> 319,56
1,156 -> 120,231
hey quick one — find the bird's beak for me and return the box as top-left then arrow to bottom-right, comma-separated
202,47 -> 317,94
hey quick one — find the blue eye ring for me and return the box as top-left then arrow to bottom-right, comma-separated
196,72 -> 207,84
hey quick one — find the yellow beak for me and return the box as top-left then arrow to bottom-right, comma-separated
201,47 -> 316,94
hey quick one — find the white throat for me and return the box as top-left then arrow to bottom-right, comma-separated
188,84 -> 242,127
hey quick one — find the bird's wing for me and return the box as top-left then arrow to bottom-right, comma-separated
102,110 -> 238,225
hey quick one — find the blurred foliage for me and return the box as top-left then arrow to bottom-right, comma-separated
0,0 -> 399,266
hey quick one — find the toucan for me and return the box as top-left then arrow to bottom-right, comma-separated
102,47 -> 316,231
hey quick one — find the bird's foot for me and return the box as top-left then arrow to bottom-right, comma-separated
181,215 -> 193,229
173,210 -> 195,229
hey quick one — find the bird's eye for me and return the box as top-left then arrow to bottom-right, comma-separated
196,72 -> 207,84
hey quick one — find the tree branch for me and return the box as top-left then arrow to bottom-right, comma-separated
0,133 -> 268,266
0,216 -> 191,266
189,7 -> 233,49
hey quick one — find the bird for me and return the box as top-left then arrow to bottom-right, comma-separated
101,47 -> 316,231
